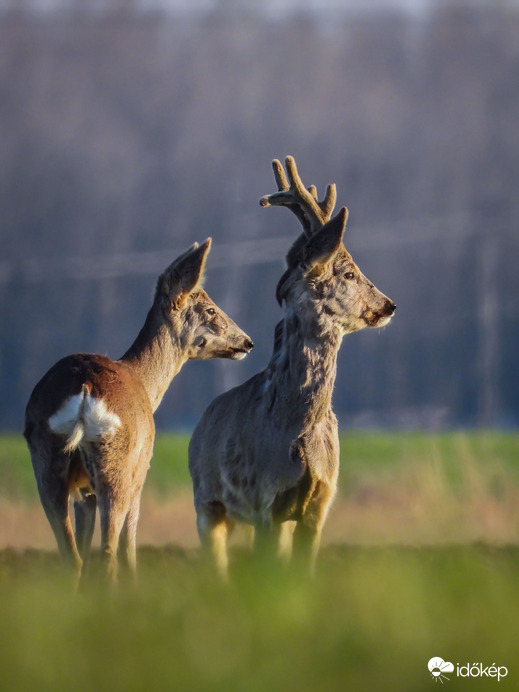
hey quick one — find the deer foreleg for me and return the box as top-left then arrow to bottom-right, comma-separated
293,481 -> 335,574
196,502 -> 231,580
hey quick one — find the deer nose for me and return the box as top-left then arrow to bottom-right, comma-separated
385,301 -> 396,316
246,338 -> 254,351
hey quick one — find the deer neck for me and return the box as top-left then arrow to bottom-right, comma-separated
265,308 -> 342,429
120,309 -> 185,412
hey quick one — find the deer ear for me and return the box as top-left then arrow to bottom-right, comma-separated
157,238 -> 212,307
302,207 -> 347,274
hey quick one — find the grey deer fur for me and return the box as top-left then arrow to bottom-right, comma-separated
189,157 -> 396,577
24,239 -> 253,585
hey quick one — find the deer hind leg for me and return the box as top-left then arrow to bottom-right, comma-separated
118,489 -> 143,581
241,524 -> 255,551
196,502 -> 232,580
277,521 -> 296,566
253,517 -> 276,556
35,465 -> 83,583
74,492 -> 97,563
250,517 -> 289,570
96,488 -> 130,584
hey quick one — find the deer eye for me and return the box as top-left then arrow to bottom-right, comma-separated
206,308 -> 216,316
345,272 -> 355,280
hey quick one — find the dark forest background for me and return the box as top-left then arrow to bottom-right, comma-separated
0,1 -> 518,430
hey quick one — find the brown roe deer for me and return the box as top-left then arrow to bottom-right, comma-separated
24,239 -> 253,585
188,158 -> 395,578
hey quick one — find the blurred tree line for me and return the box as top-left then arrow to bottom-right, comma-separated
0,2 -> 518,430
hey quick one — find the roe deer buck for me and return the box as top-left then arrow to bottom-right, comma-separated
188,157 -> 395,577
24,239 -> 253,584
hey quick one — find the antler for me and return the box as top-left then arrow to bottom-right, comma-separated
259,155 -> 337,237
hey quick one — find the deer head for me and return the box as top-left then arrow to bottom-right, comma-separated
153,238 -> 254,360
260,156 -> 396,335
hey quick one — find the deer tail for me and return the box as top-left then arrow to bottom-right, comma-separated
63,384 -> 89,455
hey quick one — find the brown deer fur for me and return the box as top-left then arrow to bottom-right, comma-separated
24,239 -> 253,584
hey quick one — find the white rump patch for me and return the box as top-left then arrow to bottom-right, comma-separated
48,393 -> 84,436
49,392 -> 121,444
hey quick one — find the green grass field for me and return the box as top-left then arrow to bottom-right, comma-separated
3,429 -> 519,500
1,432 -> 518,690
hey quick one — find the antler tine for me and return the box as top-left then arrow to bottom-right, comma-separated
320,183 -> 337,219
284,156 -> 327,232
272,159 -> 289,191
259,156 -> 336,238
307,185 -> 318,200
260,158 -> 313,235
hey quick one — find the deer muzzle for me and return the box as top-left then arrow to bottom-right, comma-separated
229,337 -> 254,360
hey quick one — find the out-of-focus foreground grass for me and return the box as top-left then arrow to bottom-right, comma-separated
0,544 -> 518,691
1,432 -> 518,690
